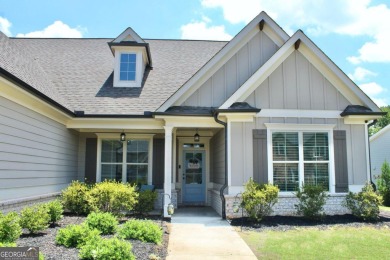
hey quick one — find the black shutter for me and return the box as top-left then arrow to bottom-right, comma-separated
152,139 -> 165,189
253,129 -> 268,184
85,138 -> 97,184
334,130 -> 349,192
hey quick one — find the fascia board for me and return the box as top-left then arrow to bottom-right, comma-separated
113,27 -> 145,43
66,118 -> 164,130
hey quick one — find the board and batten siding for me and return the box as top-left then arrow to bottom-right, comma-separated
210,129 -> 225,187
0,96 -> 79,201
181,30 -> 278,107
370,129 -> 390,181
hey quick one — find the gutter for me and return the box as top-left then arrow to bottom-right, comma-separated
367,120 -> 377,190
213,111 -> 228,219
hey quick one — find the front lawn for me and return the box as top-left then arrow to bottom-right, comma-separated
380,205 -> 390,212
240,226 -> 390,259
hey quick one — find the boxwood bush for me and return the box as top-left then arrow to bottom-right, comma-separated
19,204 -> 50,234
118,219 -> 162,244
79,237 -> 135,260
295,183 -> 329,220
56,224 -> 100,248
43,200 -> 64,224
133,190 -> 158,215
85,212 -> 118,235
0,212 -> 22,243
61,181 -> 92,215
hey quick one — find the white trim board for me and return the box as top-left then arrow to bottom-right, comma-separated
257,109 -> 342,118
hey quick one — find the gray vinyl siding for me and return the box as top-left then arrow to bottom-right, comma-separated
370,130 -> 390,180
182,30 -> 278,107
210,129 -> 225,185
0,97 -> 79,201
245,51 -> 351,110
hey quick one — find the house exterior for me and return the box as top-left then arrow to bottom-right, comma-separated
370,124 -> 390,183
0,12 -> 384,217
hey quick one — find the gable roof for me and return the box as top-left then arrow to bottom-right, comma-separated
219,30 -> 380,112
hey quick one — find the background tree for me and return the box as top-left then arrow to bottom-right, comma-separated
369,106 -> 390,136
377,160 -> 390,206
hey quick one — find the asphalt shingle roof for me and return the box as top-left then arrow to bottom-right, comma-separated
1,35 -> 226,115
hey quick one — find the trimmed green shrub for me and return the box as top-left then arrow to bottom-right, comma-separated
377,160 -> 390,206
56,224 -> 100,248
43,200 -> 63,224
241,178 -> 279,222
295,184 -> 329,220
88,180 -> 138,215
134,190 -> 158,215
0,242 -> 16,247
345,183 -> 383,221
0,212 -> 22,243
19,204 -> 50,234
85,212 -> 118,235
79,237 -> 135,260
61,181 -> 92,215
118,219 -> 162,244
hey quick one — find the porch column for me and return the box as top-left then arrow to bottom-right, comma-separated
163,126 -> 173,217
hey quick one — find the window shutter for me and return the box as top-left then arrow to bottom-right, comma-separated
334,130 -> 349,192
152,139 -> 164,189
85,138 -> 97,184
253,129 -> 268,184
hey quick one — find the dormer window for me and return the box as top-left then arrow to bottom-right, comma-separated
120,53 -> 136,81
109,27 -> 152,88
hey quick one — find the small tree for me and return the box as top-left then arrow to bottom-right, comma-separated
295,184 -> 329,220
377,160 -> 390,206
241,178 -> 279,222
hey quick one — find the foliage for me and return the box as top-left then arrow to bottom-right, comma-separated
61,181 -> 92,215
0,242 -> 16,247
0,212 -> 22,243
133,190 -> 158,215
241,178 -> 279,222
295,184 -> 329,220
19,204 -> 50,234
88,180 -> 138,215
369,106 -> 390,136
377,160 -> 390,206
79,237 -> 135,260
85,212 -> 118,235
55,224 -> 100,248
344,183 -> 383,221
118,219 -> 162,244
43,200 -> 64,224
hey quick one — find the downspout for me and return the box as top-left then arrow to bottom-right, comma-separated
213,111 -> 228,219
367,120 -> 377,190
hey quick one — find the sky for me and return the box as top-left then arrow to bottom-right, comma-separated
1,0 -> 390,107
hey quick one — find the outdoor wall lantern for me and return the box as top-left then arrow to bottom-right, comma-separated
167,203 -> 175,215
120,132 -> 126,142
194,129 -> 200,142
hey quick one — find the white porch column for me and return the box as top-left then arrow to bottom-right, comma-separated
163,126 -> 173,217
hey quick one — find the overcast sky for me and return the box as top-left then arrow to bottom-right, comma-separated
1,0 -> 389,107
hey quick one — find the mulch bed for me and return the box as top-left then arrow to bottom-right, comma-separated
17,214 -> 170,260
229,211 -> 390,232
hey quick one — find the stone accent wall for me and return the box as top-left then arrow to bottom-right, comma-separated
0,193 -> 60,213
225,194 -> 350,219
154,189 -> 178,210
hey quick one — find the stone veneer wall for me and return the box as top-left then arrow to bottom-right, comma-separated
225,194 -> 350,219
0,193 -> 60,214
153,189 -> 178,210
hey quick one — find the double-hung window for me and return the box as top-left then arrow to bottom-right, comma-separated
271,130 -> 331,192
99,136 -> 152,185
120,53 -> 136,81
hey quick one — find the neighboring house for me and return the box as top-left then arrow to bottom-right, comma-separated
370,124 -> 390,183
0,12 -> 385,217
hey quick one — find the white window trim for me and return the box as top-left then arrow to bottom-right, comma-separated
265,123 -> 336,194
96,133 -> 154,184
113,48 -> 144,88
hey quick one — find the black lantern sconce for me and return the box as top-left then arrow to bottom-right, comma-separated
194,129 -> 200,142
120,132 -> 126,142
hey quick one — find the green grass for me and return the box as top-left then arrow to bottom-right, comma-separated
380,205 -> 390,212
239,227 -> 390,259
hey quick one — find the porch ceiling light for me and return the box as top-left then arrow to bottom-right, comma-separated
194,129 -> 200,142
120,132 -> 126,142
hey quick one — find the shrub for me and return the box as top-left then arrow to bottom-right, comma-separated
56,224 -> 100,248
118,219 -> 162,244
134,190 -> 158,215
43,200 -> 63,224
85,212 -> 118,235
79,237 -> 135,260
19,204 -> 50,234
61,181 -> 92,215
0,242 -> 16,247
344,183 -> 383,221
88,180 -> 138,215
241,178 -> 279,222
377,160 -> 390,206
295,184 -> 329,220
0,212 -> 22,243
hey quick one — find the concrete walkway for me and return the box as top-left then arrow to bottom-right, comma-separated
167,207 -> 257,260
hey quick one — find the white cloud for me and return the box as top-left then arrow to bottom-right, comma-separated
348,67 -> 377,82
180,16 -> 232,41
0,16 -> 12,36
373,98 -> 388,107
359,82 -> 385,96
16,21 -> 84,38
201,0 -> 390,63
